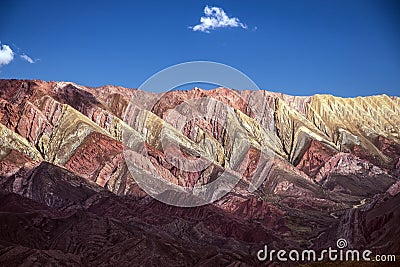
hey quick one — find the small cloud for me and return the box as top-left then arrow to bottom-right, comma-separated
190,6 -> 247,33
0,41 -> 37,67
20,54 -> 35,64
0,43 -> 14,67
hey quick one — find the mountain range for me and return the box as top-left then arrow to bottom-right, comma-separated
0,79 -> 399,266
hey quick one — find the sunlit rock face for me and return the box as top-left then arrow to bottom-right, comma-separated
0,79 -> 399,266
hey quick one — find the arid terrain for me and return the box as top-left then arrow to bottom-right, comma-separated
0,79 -> 399,266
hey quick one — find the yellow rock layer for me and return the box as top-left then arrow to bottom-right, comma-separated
0,123 -> 43,161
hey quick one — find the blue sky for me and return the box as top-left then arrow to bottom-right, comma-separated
0,0 -> 399,96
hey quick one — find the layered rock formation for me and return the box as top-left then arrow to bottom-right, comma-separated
0,79 -> 399,266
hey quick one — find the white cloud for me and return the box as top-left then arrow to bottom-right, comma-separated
20,54 -> 35,64
0,44 -> 14,66
0,41 -> 37,67
190,6 -> 247,33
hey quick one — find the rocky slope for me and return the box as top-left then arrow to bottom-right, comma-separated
0,79 -> 399,266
